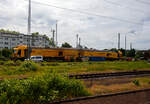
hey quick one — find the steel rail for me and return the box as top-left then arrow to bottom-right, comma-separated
69,70 -> 150,79
0,70 -> 150,81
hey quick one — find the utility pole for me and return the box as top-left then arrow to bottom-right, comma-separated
76,34 -> 78,48
27,0 -> 31,59
130,43 -> 132,50
28,0 -> 31,35
125,35 -> 127,56
56,20 -> 58,47
52,29 -> 55,47
118,33 -> 120,50
125,35 -> 126,51
79,37 -> 81,48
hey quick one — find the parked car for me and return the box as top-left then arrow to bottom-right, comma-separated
148,59 -> 150,63
25,56 -> 43,62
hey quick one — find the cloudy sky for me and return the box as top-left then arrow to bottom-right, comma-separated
0,0 -> 150,50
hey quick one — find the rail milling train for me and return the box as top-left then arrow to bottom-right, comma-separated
13,45 -> 122,61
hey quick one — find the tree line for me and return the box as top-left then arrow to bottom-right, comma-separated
0,29 -> 20,34
0,48 -> 12,59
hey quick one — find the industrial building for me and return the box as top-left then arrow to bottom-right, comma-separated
0,32 -> 50,49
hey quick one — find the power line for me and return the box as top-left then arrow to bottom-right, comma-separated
27,0 -> 143,25
104,0 -> 147,14
136,0 -> 150,5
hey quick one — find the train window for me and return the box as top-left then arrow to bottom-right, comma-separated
78,53 -> 81,57
59,51 -> 63,56
18,50 -> 21,57
107,53 -> 111,56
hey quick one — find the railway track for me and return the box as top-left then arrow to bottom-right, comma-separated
69,70 -> 150,79
0,70 -> 150,81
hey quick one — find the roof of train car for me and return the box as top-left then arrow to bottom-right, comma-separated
14,45 -> 117,53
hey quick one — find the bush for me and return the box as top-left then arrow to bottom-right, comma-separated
18,61 -> 39,72
0,60 -> 5,65
15,60 -> 22,66
0,73 -> 90,104
4,61 -> 15,66
133,80 -> 140,86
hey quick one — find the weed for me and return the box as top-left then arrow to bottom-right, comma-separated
4,61 -> 15,66
133,80 -> 140,86
0,61 -> 4,65
87,65 -> 106,71
18,61 -> 39,72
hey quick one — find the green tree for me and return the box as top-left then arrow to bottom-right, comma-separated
0,50 -> 2,58
84,46 -> 88,49
49,38 -> 56,47
2,48 -> 13,58
110,48 -> 118,52
119,48 -> 126,56
61,42 -> 72,48
0,29 -> 20,34
135,51 -> 144,58
32,32 -> 39,36
126,49 -> 136,57
43,34 -> 50,41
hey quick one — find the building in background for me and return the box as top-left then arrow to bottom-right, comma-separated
0,32 -> 50,49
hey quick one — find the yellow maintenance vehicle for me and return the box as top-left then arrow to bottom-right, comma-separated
13,45 -> 122,61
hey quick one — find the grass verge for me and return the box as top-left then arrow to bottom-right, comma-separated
0,61 -> 150,79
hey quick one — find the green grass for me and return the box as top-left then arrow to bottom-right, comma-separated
135,77 -> 150,84
0,60 -> 150,79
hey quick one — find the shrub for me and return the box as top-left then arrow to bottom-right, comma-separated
4,61 -> 15,66
0,73 -> 90,103
0,60 -> 4,65
133,80 -> 140,86
15,60 -> 22,66
18,61 -> 39,72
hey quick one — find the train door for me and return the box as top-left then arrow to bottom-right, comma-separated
24,49 -> 28,58
58,51 -> 63,56
18,49 -> 21,57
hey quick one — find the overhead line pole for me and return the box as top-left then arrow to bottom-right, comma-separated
27,0 -> 31,59
56,20 -> 58,47
52,29 -> 55,47
79,37 -> 81,48
130,43 -> 132,50
118,33 -> 120,50
76,34 -> 78,48
125,35 -> 127,56
28,0 -> 31,35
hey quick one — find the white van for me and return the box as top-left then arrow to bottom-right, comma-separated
30,56 -> 43,62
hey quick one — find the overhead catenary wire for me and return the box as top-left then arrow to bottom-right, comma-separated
26,0 -> 143,25
104,0 -> 147,14
135,0 -> 150,5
